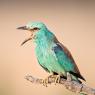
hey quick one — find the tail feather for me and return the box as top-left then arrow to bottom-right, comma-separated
69,71 -> 86,81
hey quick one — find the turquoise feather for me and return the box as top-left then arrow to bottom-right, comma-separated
20,22 -> 85,82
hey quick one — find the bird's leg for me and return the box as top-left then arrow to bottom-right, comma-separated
67,72 -> 72,81
42,74 -> 60,86
54,75 -> 61,85
42,76 -> 50,87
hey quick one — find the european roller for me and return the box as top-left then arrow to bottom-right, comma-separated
17,22 -> 85,85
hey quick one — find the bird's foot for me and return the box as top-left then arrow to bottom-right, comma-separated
42,77 -> 49,87
54,75 -> 61,85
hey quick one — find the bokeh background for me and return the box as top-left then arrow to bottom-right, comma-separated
0,0 -> 95,95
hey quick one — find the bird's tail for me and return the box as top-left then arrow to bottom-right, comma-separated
72,75 -> 82,83
69,71 -> 86,81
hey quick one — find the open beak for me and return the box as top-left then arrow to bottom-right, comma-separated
17,26 -> 33,46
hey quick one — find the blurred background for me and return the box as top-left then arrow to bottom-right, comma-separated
0,0 -> 95,95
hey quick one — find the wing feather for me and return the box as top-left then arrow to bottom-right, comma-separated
53,37 -> 85,81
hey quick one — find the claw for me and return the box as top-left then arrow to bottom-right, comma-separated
41,74 -> 61,86
42,77 -> 49,87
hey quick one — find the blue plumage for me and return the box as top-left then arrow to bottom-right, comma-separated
17,22 -> 85,83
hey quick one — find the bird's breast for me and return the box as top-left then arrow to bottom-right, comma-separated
35,45 -> 57,66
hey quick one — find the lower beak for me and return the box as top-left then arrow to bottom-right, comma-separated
21,36 -> 33,46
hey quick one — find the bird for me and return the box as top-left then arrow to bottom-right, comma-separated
17,22 -> 85,86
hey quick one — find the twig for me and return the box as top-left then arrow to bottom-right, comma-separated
25,75 -> 95,95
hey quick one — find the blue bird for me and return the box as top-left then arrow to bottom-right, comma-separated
17,22 -> 85,85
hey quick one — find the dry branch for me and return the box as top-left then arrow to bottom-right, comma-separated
25,75 -> 95,95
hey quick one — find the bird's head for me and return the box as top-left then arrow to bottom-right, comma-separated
17,22 -> 47,45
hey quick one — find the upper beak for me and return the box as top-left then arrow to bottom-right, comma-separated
17,26 -> 28,30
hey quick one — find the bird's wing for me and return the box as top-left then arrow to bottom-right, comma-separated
58,42 -> 80,73
37,59 -> 50,73
53,38 -> 85,80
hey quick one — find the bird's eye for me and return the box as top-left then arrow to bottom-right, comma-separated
33,27 -> 40,30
